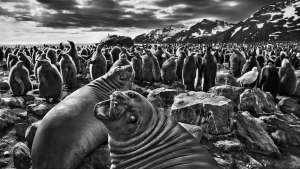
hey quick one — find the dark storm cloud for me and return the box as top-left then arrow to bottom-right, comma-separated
0,0 -> 282,30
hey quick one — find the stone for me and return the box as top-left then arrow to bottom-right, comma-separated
0,81 -> 9,92
216,71 -> 239,87
147,88 -> 184,108
0,108 -> 22,131
171,91 -> 234,135
236,112 -> 280,156
234,155 -> 264,169
25,121 -> 41,149
0,97 -> 26,108
213,139 -> 244,152
179,123 -> 203,142
239,88 -> 278,116
209,85 -> 245,108
27,103 -> 55,117
15,123 -> 29,139
12,142 -> 31,169
78,145 -> 110,169
278,97 -> 300,117
260,114 -> 300,146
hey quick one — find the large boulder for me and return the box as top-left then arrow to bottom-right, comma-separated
260,113 -> 300,146
147,88 -> 185,108
100,35 -> 134,47
278,97 -> 300,117
27,103 -> 55,117
236,112 -> 280,156
239,89 -> 278,116
12,142 -> 31,169
171,91 -> 234,135
209,85 -> 245,108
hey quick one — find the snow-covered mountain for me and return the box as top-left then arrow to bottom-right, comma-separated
218,0 -> 300,42
134,20 -> 234,43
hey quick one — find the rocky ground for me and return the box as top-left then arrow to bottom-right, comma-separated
0,61 -> 300,169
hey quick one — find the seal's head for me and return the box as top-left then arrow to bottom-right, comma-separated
104,65 -> 134,90
94,90 -> 155,140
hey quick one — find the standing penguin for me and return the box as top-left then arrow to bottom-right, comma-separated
7,54 -> 19,71
195,53 -> 203,91
110,52 -> 131,71
278,59 -> 297,96
59,53 -> 78,90
89,44 -> 107,80
161,56 -> 178,85
230,49 -> 246,78
131,52 -> 143,84
258,59 -> 280,99
103,48 -> 113,70
110,46 -> 122,63
67,41 -> 81,73
182,53 -> 197,90
8,61 -> 32,96
176,49 -> 187,81
201,47 -> 217,92
141,50 -> 161,84
37,60 -> 63,102
154,46 -> 166,67
0,47 -> 4,62
18,52 -> 33,74
46,48 -> 58,65
241,54 -> 260,75
34,54 -> 49,82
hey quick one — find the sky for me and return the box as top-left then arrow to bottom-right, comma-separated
0,0 -> 280,44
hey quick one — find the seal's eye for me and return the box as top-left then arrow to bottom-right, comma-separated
129,115 -> 138,123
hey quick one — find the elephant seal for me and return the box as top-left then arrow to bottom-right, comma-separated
8,61 -> 32,96
94,90 -> 220,169
31,65 -> 134,169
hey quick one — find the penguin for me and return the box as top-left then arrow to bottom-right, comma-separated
241,54 -> 260,75
141,50 -> 161,84
147,49 -> 161,82
176,49 -> 187,81
31,46 -> 39,65
278,59 -> 297,96
110,46 -> 122,63
4,48 -> 12,60
18,52 -> 33,74
131,52 -> 143,84
182,53 -> 197,90
237,67 -> 259,88
230,49 -> 246,78
67,41 -> 81,73
34,54 -> 49,82
258,59 -> 280,99
37,59 -> 63,102
7,53 -> 19,71
200,47 -> 217,92
8,61 -> 32,96
161,56 -> 178,85
154,46 -> 166,67
195,53 -> 203,91
110,52 -> 131,71
89,44 -> 107,80
59,53 -> 78,90
46,48 -> 58,65
0,47 -> 4,62
103,48 -> 113,70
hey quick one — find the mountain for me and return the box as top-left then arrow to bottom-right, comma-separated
134,0 -> 300,43
215,0 -> 300,42
134,20 -> 234,43
134,24 -> 188,43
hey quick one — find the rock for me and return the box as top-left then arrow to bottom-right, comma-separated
0,97 -> 26,108
239,89 -> 278,116
27,103 -> 55,117
25,121 -> 41,149
214,153 -> 234,169
261,155 -> 300,169
216,71 -> 239,87
12,142 -> 31,169
147,88 -> 184,108
236,112 -> 280,156
15,123 -> 29,139
234,155 -> 264,169
213,139 -> 244,152
179,123 -> 203,141
0,81 -> 9,92
260,114 -> 300,146
278,97 -> 300,117
171,91 -> 234,135
78,145 -> 110,169
209,85 -> 245,108
0,158 -> 9,168
0,108 -> 22,131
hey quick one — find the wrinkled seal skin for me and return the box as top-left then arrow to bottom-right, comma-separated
31,65 -> 134,169
94,90 -> 220,169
